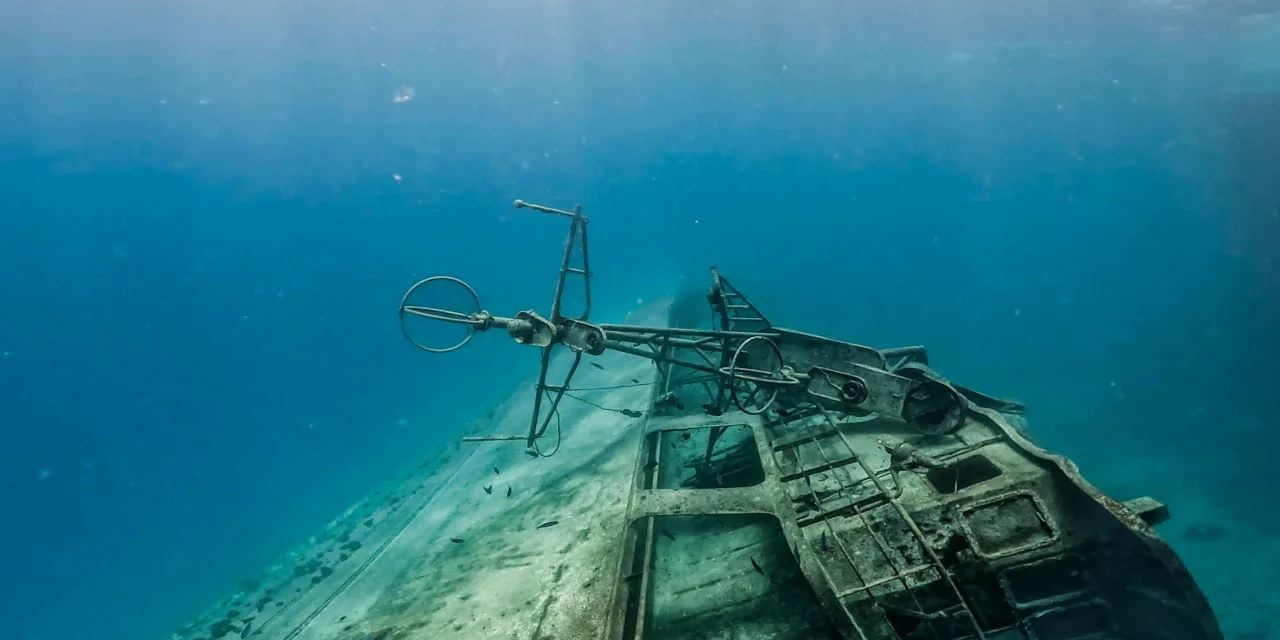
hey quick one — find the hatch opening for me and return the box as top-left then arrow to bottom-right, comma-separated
926,455 -> 1001,494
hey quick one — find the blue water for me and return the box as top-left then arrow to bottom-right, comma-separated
2,1 -> 1278,639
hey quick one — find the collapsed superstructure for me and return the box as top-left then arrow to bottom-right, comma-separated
396,200 -> 1223,640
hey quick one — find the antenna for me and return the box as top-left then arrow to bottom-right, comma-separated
398,199 -> 969,458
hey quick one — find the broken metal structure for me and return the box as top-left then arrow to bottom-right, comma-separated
398,199 -> 1223,640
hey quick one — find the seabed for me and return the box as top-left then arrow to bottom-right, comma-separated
174,301 -> 670,640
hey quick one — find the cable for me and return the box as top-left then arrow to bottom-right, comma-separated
532,391 -> 563,458
561,391 -> 644,414
564,382 -> 652,391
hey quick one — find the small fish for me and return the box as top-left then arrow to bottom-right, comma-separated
750,557 -> 764,575
1182,523 -> 1230,542
483,485 -> 493,495
681,432 -> 691,441
793,542 -> 800,560
643,460 -> 658,470
590,362 -> 604,370
493,467 -> 500,475
675,400 -> 685,411
450,538 -> 465,544
819,531 -> 828,552
506,486 -> 512,498
537,520 -> 559,529
240,621 -> 252,638
526,450 -> 539,458
661,530 -> 675,541
630,378 -> 640,384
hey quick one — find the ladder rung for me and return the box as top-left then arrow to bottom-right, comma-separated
772,429 -> 838,452
797,492 -> 890,527
836,564 -> 939,599
780,457 -> 858,482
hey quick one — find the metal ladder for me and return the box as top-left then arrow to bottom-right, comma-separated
765,406 -> 988,640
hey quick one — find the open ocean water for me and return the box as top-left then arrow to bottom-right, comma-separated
2,1 -> 1278,639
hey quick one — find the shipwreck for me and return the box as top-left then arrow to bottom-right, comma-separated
391,199 -> 1223,640
175,199 -> 1223,640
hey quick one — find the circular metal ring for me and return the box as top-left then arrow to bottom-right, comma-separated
839,378 -> 869,404
722,335 -> 792,415
398,276 -> 482,353
901,380 -> 966,436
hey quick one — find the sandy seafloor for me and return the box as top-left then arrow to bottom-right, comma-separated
1071,455 -> 1280,640
168,298 -> 1279,640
